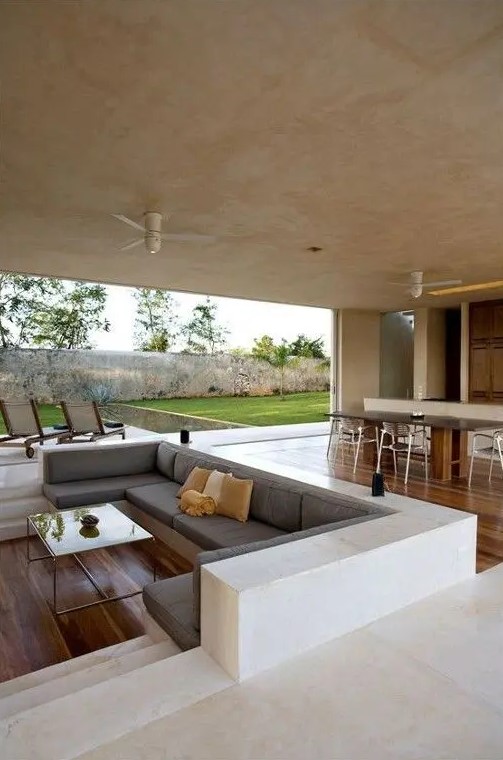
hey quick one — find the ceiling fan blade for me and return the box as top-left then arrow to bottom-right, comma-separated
120,238 -> 143,252
423,279 -> 462,288
112,214 -> 145,232
161,233 -> 216,243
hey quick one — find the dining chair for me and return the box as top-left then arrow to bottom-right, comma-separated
377,421 -> 429,485
468,429 -> 503,487
329,417 -> 379,474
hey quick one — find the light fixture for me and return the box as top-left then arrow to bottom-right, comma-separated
307,246 -> 323,252
428,280 -> 503,296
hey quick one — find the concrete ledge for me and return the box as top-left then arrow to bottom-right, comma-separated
201,511 -> 476,680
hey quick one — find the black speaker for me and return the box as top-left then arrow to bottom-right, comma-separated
180,429 -> 190,444
371,471 -> 385,497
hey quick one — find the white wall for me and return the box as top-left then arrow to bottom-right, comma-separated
380,312 -> 414,399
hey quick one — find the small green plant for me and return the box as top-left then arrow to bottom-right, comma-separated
82,382 -> 118,405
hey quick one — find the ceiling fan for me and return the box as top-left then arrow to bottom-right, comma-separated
390,271 -> 462,299
112,212 -> 216,254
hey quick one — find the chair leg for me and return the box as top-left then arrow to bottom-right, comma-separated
327,419 -> 336,458
489,445 -> 496,482
333,431 -> 340,464
405,437 -> 412,485
377,430 -> 384,472
353,432 -> 362,474
497,438 -> 503,481
468,444 -> 476,487
392,447 -> 397,475
424,442 -> 428,482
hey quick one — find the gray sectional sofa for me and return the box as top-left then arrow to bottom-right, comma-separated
43,440 -> 394,650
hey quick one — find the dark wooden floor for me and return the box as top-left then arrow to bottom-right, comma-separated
0,536 -> 191,684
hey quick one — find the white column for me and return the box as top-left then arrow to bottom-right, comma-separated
330,309 -> 339,411
337,309 -> 381,412
413,308 -> 446,399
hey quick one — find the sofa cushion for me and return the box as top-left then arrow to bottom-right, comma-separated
143,573 -> 199,651
126,480 -> 183,527
43,442 -> 160,484
246,481 -> 302,533
156,442 -> 178,480
301,491 -> 382,529
43,472 -> 168,510
173,450 -> 232,485
173,513 -> 286,551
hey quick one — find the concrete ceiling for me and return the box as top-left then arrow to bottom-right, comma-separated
1,0 -> 503,311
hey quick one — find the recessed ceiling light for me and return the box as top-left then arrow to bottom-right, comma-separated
307,246 -> 323,252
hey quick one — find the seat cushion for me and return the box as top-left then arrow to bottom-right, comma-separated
143,574 -> 199,651
173,513 -> 286,551
43,472 -> 167,510
126,480 -> 183,527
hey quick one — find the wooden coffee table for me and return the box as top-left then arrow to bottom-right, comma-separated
26,503 -> 155,615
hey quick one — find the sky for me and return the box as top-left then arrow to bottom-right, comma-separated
94,285 -> 332,353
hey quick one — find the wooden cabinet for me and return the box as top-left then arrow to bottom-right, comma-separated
470,344 -> 490,401
469,301 -> 503,403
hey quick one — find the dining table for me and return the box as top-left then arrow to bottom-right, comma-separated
327,409 -> 503,481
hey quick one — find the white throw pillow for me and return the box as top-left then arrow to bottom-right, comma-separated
203,470 -> 230,505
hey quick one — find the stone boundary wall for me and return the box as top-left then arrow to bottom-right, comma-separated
0,349 -> 330,403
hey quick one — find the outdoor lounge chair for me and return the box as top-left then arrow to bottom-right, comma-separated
59,401 -> 126,443
0,399 -> 64,458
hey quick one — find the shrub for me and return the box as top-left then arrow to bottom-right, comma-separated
82,382 -> 118,405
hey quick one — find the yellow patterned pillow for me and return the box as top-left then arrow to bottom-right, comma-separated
180,489 -> 216,517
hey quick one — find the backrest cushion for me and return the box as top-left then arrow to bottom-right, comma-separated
301,490 -> 384,529
249,481 -> 302,532
156,442 -> 177,480
173,450 -> 232,484
43,442 -> 159,484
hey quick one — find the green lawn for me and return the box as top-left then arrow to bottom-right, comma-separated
0,404 -> 65,435
128,391 -> 330,427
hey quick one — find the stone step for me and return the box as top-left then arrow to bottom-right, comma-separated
0,639 -> 181,720
0,648 -> 231,760
0,635 -> 153,701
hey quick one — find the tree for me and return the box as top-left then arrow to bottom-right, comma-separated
31,282 -> 110,349
289,334 -> 327,360
133,288 -> 179,352
260,339 -> 298,399
182,297 -> 229,354
251,335 -> 275,362
0,274 -> 61,348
